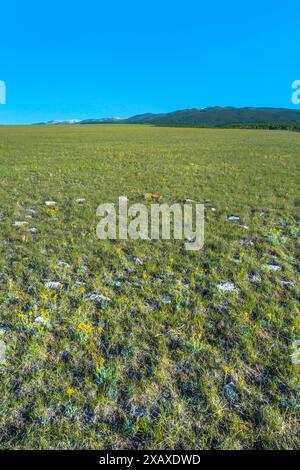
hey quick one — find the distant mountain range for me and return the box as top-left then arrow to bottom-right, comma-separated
35,107 -> 300,129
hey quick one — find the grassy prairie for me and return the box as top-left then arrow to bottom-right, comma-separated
0,124 -> 299,449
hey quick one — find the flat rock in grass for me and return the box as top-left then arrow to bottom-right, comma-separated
45,201 -> 57,207
44,281 -> 61,289
240,238 -> 254,246
0,341 -> 6,363
133,256 -> 143,266
73,280 -> 86,288
13,221 -> 28,227
281,280 -> 295,288
26,209 -> 36,218
217,281 -> 237,293
76,198 -> 86,204
249,274 -> 262,283
0,325 -> 9,363
0,324 -> 11,334
28,227 -> 38,234
88,293 -> 111,307
162,295 -> 172,304
227,215 -> 240,222
34,316 -> 47,327
262,264 -> 281,272
57,260 -> 71,269
211,207 -> 216,212
224,382 -> 239,403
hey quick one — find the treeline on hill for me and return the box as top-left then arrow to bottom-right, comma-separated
223,123 -> 300,131
40,107 -> 300,131
124,107 -> 300,130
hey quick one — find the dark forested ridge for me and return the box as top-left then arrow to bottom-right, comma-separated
125,107 -> 300,129
37,107 -> 300,130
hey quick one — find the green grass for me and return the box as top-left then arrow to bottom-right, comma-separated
0,124 -> 299,449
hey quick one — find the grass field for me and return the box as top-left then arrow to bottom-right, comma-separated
0,124 -> 299,449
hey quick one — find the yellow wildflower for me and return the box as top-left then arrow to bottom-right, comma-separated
77,321 -> 93,335
96,356 -> 106,368
135,416 -> 140,430
66,388 -> 75,397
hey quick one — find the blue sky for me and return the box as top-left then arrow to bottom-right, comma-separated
0,1 -> 299,124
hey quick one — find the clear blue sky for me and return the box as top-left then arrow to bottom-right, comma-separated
0,0 -> 299,124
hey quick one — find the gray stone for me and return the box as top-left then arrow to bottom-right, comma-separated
217,281 -> 237,293
44,281 -> 61,289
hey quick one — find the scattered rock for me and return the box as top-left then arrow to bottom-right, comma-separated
227,215 -> 240,222
13,221 -> 28,227
262,264 -> 281,272
291,341 -> 300,365
44,281 -> 61,289
57,261 -> 71,269
162,295 -> 172,304
34,316 -> 47,327
45,201 -> 57,207
73,281 -> 86,288
28,227 -> 38,234
133,256 -> 143,266
211,207 -> 216,212
281,280 -> 295,288
224,382 -> 239,403
0,341 -> 6,363
0,324 -> 11,334
76,198 -> 86,204
0,325 -> 9,363
249,274 -> 262,283
87,293 -> 111,307
26,209 -> 36,218
240,238 -> 254,246
217,281 -> 237,293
